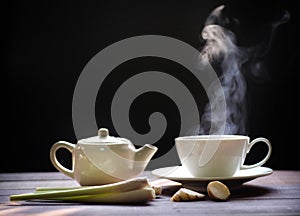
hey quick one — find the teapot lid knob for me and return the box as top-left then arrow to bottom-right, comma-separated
98,128 -> 109,138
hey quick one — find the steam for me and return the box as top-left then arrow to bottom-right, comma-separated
197,5 -> 290,135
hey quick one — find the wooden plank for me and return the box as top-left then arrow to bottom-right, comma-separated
232,185 -> 300,200
0,171 -> 299,216
0,172 -> 71,181
0,198 -> 299,216
157,199 -> 300,216
0,171 -> 155,182
0,180 -> 79,190
0,190 -> 33,196
248,170 -> 300,186
1,185 -> 300,203
1,173 -> 300,200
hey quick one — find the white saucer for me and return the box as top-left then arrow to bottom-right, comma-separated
151,166 -> 273,192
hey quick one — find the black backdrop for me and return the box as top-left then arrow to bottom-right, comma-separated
4,0 -> 299,172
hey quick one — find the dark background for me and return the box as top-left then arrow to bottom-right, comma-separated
4,0 -> 299,172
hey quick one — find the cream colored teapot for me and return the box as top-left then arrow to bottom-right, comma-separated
50,128 -> 158,186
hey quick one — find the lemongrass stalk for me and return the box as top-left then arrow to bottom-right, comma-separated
50,188 -> 156,204
35,187 -> 83,192
10,177 -> 149,201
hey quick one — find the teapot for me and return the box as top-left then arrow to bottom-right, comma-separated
50,128 -> 158,186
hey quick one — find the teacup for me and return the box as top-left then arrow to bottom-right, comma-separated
50,128 -> 157,186
175,135 -> 272,177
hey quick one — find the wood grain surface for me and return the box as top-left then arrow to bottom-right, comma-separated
0,171 -> 299,216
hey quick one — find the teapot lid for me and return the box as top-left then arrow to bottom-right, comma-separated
79,128 -> 131,145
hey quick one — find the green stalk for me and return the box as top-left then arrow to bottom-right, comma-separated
10,177 -> 149,201
50,188 -> 156,204
35,187 -> 83,192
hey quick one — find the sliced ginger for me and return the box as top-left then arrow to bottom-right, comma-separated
150,185 -> 162,195
170,188 -> 205,202
207,181 -> 230,201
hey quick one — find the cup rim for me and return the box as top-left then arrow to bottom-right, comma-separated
175,134 -> 249,141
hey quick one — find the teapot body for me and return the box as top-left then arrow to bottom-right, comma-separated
75,143 -> 138,184
73,143 -> 135,185
50,128 -> 157,186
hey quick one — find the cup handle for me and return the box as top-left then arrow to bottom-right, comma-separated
50,141 -> 75,178
241,138 -> 272,170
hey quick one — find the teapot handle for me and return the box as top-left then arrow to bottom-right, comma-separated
50,141 -> 75,179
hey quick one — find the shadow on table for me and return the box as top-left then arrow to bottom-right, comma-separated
161,184 -> 273,199
230,184 -> 274,199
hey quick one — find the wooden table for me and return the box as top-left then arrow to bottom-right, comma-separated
0,170 -> 300,215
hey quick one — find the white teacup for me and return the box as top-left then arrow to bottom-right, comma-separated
175,135 -> 272,177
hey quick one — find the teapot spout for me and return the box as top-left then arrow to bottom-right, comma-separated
135,144 -> 158,162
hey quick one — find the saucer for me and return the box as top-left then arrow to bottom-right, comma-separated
151,166 -> 273,192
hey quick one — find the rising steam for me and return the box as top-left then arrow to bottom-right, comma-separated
197,5 -> 290,135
